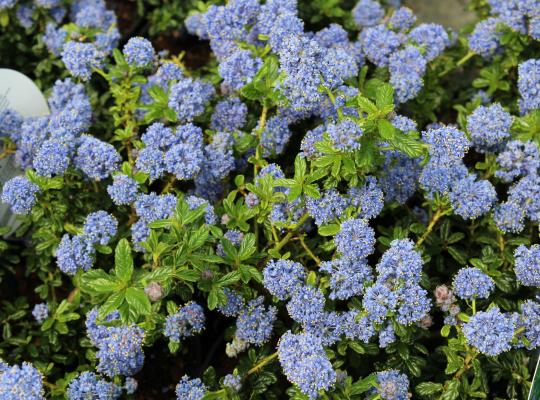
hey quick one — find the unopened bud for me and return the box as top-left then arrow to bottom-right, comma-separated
144,282 -> 163,302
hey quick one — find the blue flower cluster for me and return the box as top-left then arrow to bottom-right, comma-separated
107,174 -> 139,205
518,59 -> 540,115
263,259 -> 306,300
235,296 -> 277,346
0,362 -> 45,400
164,302 -> 205,343
467,103 -> 512,152
514,244 -> 540,286
132,193 -> 177,251
453,267 -> 495,300
277,331 -> 336,399
67,372 -> 120,400
123,37 -> 155,68
43,0 -> 119,76
56,210 -> 116,275
463,306 -> 516,356
32,303 -> 49,324
94,325 -> 145,377
372,370 -> 409,400
1,176 -> 40,215
175,375 -> 206,400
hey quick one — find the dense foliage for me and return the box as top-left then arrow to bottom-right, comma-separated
1,0 -> 540,399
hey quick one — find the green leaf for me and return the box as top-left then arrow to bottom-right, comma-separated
218,270 -> 242,286
416,382 -> 444,396
376,83 -> 395,110
350,374 -> 376,395
115,239 -> 134,282
80,270 -> 121,294
318,224 -> 340,236
99,291 -> 125,320
238,233 -> 256,260
125,287 -> 151,317
441,380 -> 460,400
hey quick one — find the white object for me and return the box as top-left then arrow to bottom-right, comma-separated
0,69 -> 50,233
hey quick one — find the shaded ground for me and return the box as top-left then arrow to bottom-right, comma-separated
404,0 -> 476,30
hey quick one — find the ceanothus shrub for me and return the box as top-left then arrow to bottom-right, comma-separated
1,0 -> 540,399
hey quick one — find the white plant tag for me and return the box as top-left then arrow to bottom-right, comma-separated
0,69 -> 50,234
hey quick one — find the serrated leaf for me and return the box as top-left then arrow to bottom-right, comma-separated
115,239 -> 134,282
125,287 -> 151,317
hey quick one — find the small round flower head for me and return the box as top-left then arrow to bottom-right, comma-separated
43,23 -> 67,56
379,152 -> 421,204
514,244 -> 540,286
175,376 -> 206,400
423,126 -> 470,160
518,59 -> 540,114
314,23 -> 350,49
210,97 -> 247,132
335,218 -> 376,260
306,189 -> 349,226
219,49 -> 262,91
518,300 -> 540,349
85,308 -> 120,346
131,219 -> 150,252
32,139 -> 70,177
217,288 -> 244,317
529,16 -> 540,40
83,211 -> 118,245
164,143 -> 203,180
260,115 -> 291,157
164,302 -> 205,342
135,147 -> 165,181
372,370 -> 409,400
389,45 -> 427,103
408,23 -> 450,61
507,174 -> 540,221
223,374 -> 241,391
263,259 -> 306,300
391,115 -> 417,133
278,331 -> 336,399
266,13 -> 305,53
245,192 -> 259,208
376,239 -> 423,284
107,174 -> 138,205
0,362 -> 45,400
434,285 -> 456,311
449,174 -> 497,219
352,0 -> 384,28
341,311 -> 375,342
320,257 -> 373,300
304,311 -> 346,346
468,17 -> 502,59
388,7 -> 416,32
0,0 -> 15,10
95,325 -> 145,378
495,140 -> 540,181
75,136 -> 120,180
326,119 -> 363,151
141,123 -> 175,149
123,37 -> 155,68
124,377 -> 137,395
32,303 -> 48,324
186,12 -> 208,39
0,108 -> 23,137
467,103 -> 512,151
56,234 -> 95,275
185,195 -> 217,225
453,267 -> 495,300
169,78 -> 215,122
363,283 -> 398,323
377,324 -> 396,348
67,372 -> 121,400
287,285 -> 325,326
348,176 -> 384,219
135,193 -> 177,223
360,25 -> 403,67
235,297 -> 277,346
396,283 -> 431,324
493,201 -> 525,233
420,158 -> 468,197
1,176 -> 40,215
61,41 -> 104,80
463,307 -> 515,356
